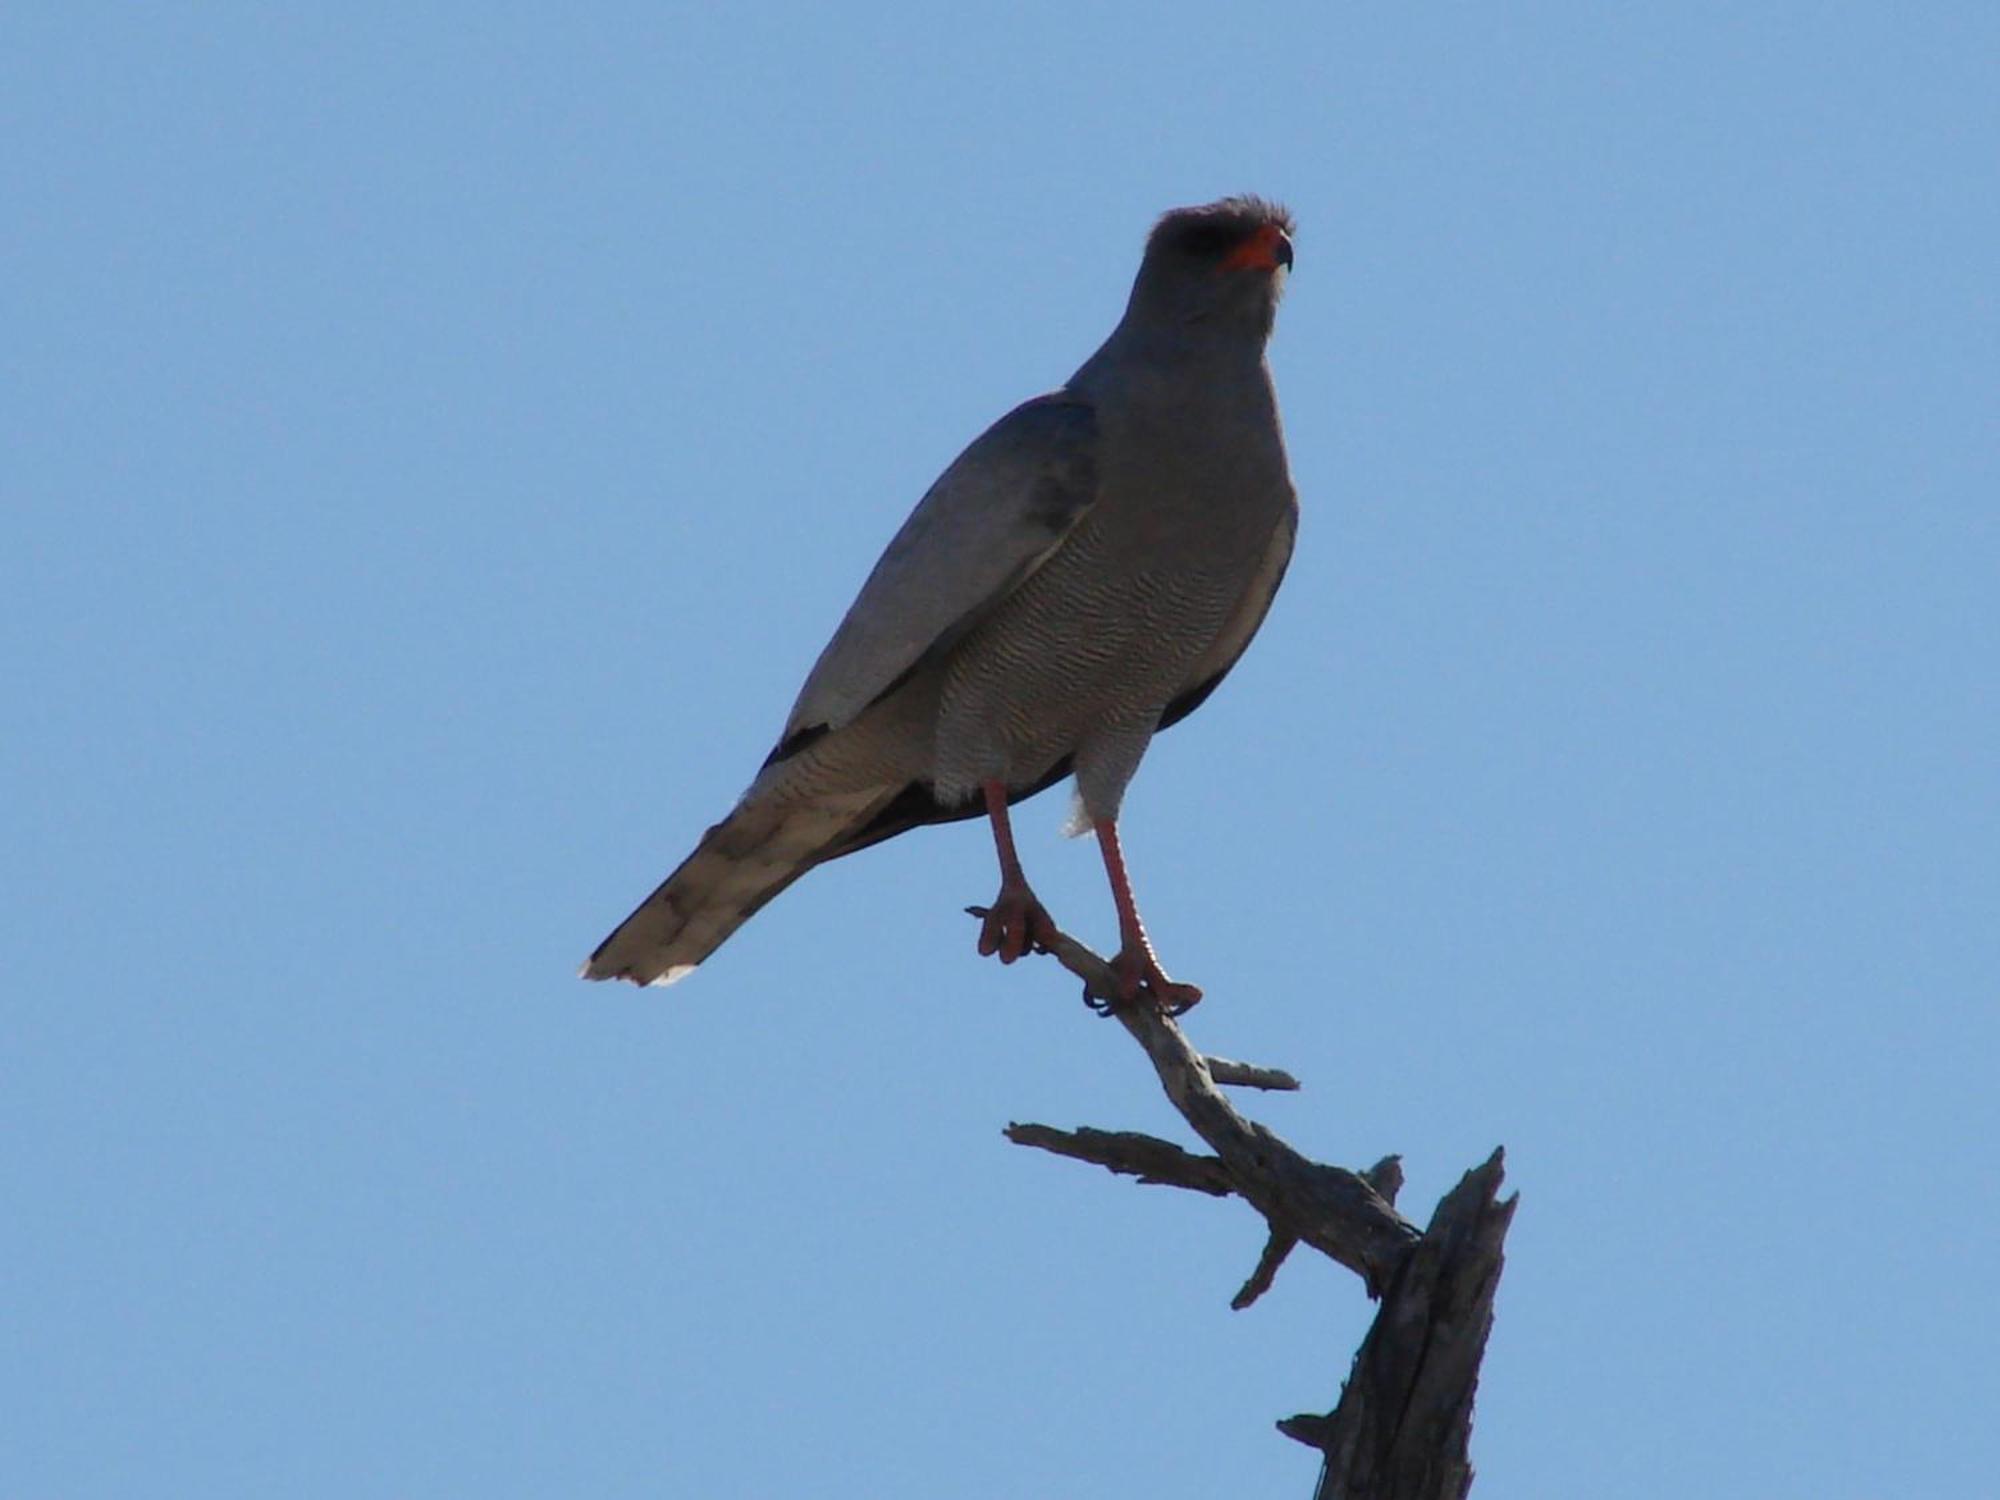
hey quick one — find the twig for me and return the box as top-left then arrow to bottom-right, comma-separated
1204,1055 -> 1302,1091
966,907 -> 1299,1090
1005,915 -> 1419,1293
1232,1228 -> 1299,1310
986,910 -> 1516,1497
1362,1155 -> 1405,1206
1002,1124 -> 1234,1196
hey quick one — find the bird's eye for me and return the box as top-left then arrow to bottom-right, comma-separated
1175,224 -> 1236,258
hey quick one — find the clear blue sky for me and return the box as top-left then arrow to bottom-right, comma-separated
6,5 -> 1995,1496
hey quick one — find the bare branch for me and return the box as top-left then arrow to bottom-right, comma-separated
1279,1414 -> 1337,1450
1003,1123 -> 1234,1196
986,911 -> 1516,1496
1362,1155 -> 1405,1206
1012,916 -> 1421,1294
1307,1150 -> 1516,1500
1232,1228 -> 1299,1310
1203,1055 -> 1302,1091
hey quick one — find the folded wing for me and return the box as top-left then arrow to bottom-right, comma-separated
773,394 -> 1098,757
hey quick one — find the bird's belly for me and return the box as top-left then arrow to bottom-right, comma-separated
930,514 -> 1247,800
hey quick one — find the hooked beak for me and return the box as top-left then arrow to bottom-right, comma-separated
1223,223 -> 1294,274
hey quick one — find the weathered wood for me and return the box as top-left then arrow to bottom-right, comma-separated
987,913 -> 1515,1496
1304,1150 -> 1515,1500
1017,919 -> 1422,1293
1362,1156 -> 1405,1207
1002,1123 -> 1235,1196
1203,1055 -> 1302,1092
1232,1227 -> 1300,1310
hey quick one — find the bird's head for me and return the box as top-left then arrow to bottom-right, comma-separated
1127,196 -> 1295,338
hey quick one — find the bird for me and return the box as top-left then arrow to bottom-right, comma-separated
583,195 -> 1298,1011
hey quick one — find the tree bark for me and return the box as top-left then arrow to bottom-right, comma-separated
987,913 -> 1516,1498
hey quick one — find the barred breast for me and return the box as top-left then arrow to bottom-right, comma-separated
931,501 -> 1267,819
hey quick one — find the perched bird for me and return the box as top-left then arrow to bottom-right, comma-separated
584,195 -> 1298,1010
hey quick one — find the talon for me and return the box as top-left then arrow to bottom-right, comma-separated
979,884 -> 1053,966
1111,946 -> 1203,1015
976,779 -> 1058,969
1093,817 -> 1203,1014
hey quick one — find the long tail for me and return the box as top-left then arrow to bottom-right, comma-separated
581,787 -> 891,986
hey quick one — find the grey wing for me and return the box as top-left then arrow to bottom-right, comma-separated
774,394 -> 1098,752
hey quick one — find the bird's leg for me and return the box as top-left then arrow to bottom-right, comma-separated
1094,818 -> 1203,1014
977,779 -> 1057,964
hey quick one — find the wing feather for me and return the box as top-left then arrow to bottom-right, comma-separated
777,394 -> 1098,747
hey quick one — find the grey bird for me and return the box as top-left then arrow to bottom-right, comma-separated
583,196 -> 1297,1010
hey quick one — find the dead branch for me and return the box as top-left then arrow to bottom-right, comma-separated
991,914 -> 1515,1499
1299,1151 -> 1515,1500
1232,1227 -> 1300,1310
1005,916 -> 1420,1292
1002,1123 -> 1236,1196
1203,1055 -> 1301,1091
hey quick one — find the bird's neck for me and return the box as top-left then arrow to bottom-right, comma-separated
1073,314 -> 1271,394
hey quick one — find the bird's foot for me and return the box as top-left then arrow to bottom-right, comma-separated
976,882 -> 1058,965
1102,945 -> 1203,1016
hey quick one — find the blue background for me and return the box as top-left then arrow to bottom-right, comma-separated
7,5 -> 1995,1496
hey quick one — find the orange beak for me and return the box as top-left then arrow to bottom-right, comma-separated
1222,223 -> 1295,273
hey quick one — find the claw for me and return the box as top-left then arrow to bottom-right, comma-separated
1111,946 -> 1204,1015
976,779 -> 1058,966
1093,816 -> 1202,1014
978,884 -> 1056,964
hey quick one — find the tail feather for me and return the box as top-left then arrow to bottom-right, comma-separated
581,788 -> 890,986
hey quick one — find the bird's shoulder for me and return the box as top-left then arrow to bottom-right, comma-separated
772,390 -> 1102,754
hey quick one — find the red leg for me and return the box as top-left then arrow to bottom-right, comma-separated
977,780 -> 1056,964
1094,818 -> 1202,1013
